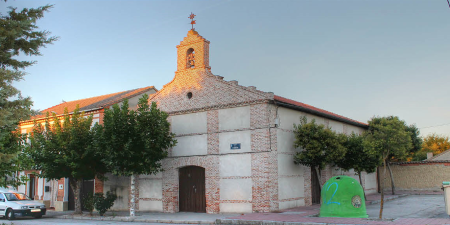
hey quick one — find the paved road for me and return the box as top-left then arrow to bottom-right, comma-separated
366,194 -> 447,218
0,218 -> 189,225
1,195 -> 449,224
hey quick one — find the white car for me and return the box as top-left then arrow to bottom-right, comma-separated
0,189 -> 46,220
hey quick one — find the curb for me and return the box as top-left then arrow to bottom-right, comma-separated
51,194 -> 414,225
215,219 -> 326,225
55,215 -> 215,224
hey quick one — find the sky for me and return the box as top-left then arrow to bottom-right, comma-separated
3,0 -> 450,138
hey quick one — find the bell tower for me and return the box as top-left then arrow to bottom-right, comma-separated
176,13 -> 210,72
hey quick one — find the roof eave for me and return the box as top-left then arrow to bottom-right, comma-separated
274,100 -> 368,129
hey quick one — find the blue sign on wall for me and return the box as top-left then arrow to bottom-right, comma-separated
230,143 -> 241,150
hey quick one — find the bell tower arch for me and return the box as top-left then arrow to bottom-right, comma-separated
176,29 -> 211,72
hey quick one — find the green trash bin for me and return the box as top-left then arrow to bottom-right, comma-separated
319,175 -> 368,218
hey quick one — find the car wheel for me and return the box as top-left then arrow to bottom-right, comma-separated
5,209 -> 14,220
33,214 -> 42,219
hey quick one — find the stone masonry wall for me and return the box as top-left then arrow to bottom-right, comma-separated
381,162 -> 450,191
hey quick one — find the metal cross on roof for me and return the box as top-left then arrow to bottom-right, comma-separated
189,12 -> 196,30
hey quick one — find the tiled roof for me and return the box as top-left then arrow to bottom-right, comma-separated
31,86 -> 156,120
425,149 -> 450,161
274,95 -> 368,128
391,160 -> 450,165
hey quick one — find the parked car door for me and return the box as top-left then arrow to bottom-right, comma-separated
0,193 -> 6,216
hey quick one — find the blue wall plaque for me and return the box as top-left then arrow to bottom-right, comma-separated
230,143 -> 241,150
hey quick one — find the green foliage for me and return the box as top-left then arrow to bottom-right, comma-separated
27,106 -> 108,214
293,116 -> 346,171
0,131 -> 27,187
100,94 -> 177,176
27,107 -> 108,180
363,116 -> 412,162
94,191 -> 117,216
412,133 -> 450,161
406,125 -> 422,155
0,3 -> 57,188
83,193 -> 95,216
335,133 -> 380,175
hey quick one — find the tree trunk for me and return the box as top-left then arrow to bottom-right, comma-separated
387,162 -> 395,195
358,172 -> 367,201
379,159 -> 387,219
130,174 -> 136,217
70,178 -> 83,214
314,166 -> 323,188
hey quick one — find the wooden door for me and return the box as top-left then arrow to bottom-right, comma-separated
68,180 -> 74,210
28,175 -> 35,200
179,166 -> 206,212
81,180 -> 94,211
311,168 -> 321,204
68,179 -> 94,211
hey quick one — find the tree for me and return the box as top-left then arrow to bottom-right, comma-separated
0,131 -> 28,187
293,116 -> 346,190
27,107 -> 108,214
100,94 -> 177,217
405,125 -> 422,161
334,133 -> 380,199
385,124 -> 422,194
412,134 -> 450,161
0,4 -> 57,187
363,116 -> 412,219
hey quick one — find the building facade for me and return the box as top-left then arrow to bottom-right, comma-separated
18,29 -> 376,214
18,87 -> 157,211
103,29 -> 376,213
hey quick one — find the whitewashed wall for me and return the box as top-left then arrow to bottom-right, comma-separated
276,107 -> 368,208
217,107 -> 253,213
139,172 -> 163,211
219,153 -> 253,213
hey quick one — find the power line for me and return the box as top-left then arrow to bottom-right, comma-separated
420,123 -> 450,129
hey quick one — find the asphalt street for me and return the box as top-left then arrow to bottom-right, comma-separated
366,194 -> 447,218
1,195 -> 449,224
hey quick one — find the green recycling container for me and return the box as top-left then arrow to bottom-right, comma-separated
319,175 -> 368,218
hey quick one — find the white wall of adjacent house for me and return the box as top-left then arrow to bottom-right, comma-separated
138,172 -> 163,212
17,172 -> 25,194
276,107 -> 369,208
117,90 -> 157,110
104,174 -> 130,211
37,177 -> 43,199
43,179 -> 51,201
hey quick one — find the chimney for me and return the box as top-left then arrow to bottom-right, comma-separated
427,152 -> 434,160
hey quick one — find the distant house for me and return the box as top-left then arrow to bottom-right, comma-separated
425,149 -> 450,161
18,87 -> 157,211
17,28 -> 376,213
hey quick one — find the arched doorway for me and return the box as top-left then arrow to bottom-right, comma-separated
179,166 -> 206,212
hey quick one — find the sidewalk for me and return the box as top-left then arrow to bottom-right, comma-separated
47,190 -> 448,225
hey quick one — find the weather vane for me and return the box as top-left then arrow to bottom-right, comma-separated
189,12 -> 196,30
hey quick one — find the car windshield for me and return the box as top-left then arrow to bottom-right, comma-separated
4,193 -> 31,201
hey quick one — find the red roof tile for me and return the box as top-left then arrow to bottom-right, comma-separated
274,95 -> 367,128
31,86 -> 156,120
